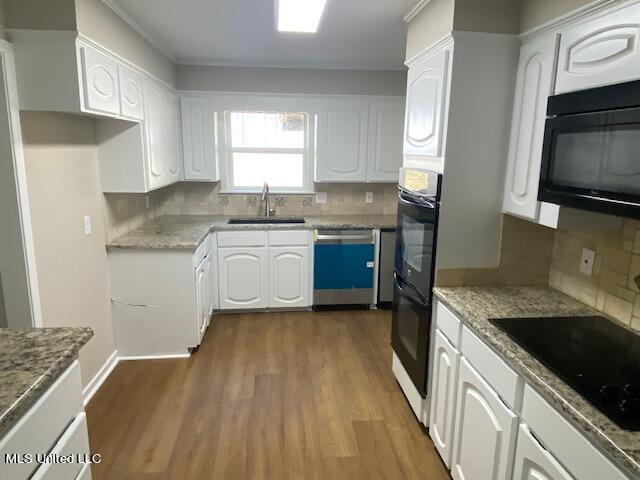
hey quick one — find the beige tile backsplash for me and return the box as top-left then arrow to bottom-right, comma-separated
103,181 -> 398,242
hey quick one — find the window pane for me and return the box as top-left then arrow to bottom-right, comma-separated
232,152 -> 304,187
230,112 -> 305,148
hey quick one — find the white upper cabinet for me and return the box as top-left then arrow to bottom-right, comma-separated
144,78 -> 168,191
181,96 -> 218,182
316,98 -> 369,182
403,41 -> 452,158
429,329 -> 460,468
79,43 -> 120,116
556,2 -> 640,93
503,33 -> 559,221
165,92 -> 183,184
269,247 -> 310,308
218,247 -> 269,310
367,98 -> 405,182
451,357 -> 518,480
512,424 -> 573,480
118,64 -> 145,121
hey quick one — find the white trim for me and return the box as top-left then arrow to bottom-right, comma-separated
404,0 -> 433,23
82,350 -> 118,406
176,57 -> 407,71
101,0 -> 177,62
179,90 -> 404,100
404,33 -> 453,67
118,353 -> 191,361
520,0 -> 634,40
0,39 -> 43,328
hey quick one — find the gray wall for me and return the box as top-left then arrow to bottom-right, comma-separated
520,0 -> 595,32
177,65 -> 406,96
0,273 -> 7,328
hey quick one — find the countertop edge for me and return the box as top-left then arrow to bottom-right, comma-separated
433,288 -> 640,478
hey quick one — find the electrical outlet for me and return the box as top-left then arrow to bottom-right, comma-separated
579,248 -> 595,276
365,192 -> 374,204
316,192 -> 327,204
84,215 -> 92,235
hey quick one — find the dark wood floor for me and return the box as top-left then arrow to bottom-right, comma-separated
86,310 -> 450,480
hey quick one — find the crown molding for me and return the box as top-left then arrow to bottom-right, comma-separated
404,33 -> 453,67
404,0 -> 433,23
101,0 -> 177,62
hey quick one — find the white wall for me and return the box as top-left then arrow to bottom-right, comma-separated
177,65 -> 406,96
75,0 -> 175,86
405,0 -> 455,61
21,112 -> 116,389
519,0 -> 595,32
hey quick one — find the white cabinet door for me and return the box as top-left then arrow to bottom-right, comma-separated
316,99 -> 369,182
451,357 -> 518,480
118,64 -> 144,121
165,91 -> 183,185
404,43 -> 451,157
503,33 -> 559,221
143,79 -> 167,190
512,424 -> 573,480
78,43 -> 120,116
181,96 -> 217,181
195,257 -> 209,345
269,247 -> 310,308
429,329 -> 460,468
556,3 -> 640,93
367,98 -> 405,182
218,247 -> 268,309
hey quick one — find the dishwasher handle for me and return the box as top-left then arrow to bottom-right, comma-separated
316,233 -> 373,242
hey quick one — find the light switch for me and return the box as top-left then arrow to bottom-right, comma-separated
84,215 -> 92,235
316,192 -> 328,204
365,192 -> 374,203
579,248 -> 595,276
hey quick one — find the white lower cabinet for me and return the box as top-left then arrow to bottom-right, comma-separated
195,254 -> 211,344
429,329 -> 460,468
269,247 -> 310,308
218,247 -> 269,309
450,357 -> 518,480
512,424 -> 573,480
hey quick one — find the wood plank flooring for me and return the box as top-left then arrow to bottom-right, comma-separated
86,310 -> 450,480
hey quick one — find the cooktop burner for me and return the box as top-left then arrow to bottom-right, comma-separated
490,315 -> 640,431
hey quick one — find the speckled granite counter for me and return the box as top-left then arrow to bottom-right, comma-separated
433,286 -> 640,477
0,327 -> 93,438
107,214 -> 397,250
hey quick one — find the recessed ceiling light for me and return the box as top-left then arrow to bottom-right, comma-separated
277,0 -> 327,33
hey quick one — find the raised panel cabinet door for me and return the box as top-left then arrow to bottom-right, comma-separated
194,259 -> 207,345
181,96 -> 216,181
503,33 -> 559,220
269,247 -> 310,308
143,79 -> 167,190
451,357 -> 518,480
556,3 -> 640,93
118,64 -> 144,121
512,424 -> 574,480
316,99 -> 369,182
79,43 -> 120,116
429,329 -> 461,468
218,247 -> 268,309
404,44 -> 451,157
367,98 -> 405,182
165,91 -> 183,184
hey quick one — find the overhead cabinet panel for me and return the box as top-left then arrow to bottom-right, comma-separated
181,96 -> 218,182
367,98 -> 405,182
118,63 -> 145,121
79,43 -> 121,116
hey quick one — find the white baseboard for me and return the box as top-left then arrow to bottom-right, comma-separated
82,350 -> 119,406
118,353 -> 191,361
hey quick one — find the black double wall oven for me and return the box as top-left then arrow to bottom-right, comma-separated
392,169 -> 441,397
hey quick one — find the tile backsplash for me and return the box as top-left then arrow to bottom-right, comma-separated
550,218 -> 640,330
102,182 -> 398,241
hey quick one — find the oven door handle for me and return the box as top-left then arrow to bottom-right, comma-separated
394,274 -> 429,308
398,193 -> 437,210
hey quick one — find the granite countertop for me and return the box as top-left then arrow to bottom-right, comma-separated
433,286 -> 640,477
107,214 -> 397,250
0,327 -> 93,438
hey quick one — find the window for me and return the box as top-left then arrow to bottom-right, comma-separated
224,111 -> 312,193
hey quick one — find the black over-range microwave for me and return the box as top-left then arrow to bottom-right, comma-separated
539,79 -> 640,219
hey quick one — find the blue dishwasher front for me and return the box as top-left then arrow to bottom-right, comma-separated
313,229 -> 375,306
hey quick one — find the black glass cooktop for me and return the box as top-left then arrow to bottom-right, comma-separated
490,316 -> 640,431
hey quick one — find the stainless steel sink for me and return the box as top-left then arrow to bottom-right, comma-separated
227,217 -> 306,225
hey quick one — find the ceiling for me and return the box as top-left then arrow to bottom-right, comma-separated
105,0 -> 416,70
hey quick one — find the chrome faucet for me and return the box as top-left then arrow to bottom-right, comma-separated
261,182 -> 276,218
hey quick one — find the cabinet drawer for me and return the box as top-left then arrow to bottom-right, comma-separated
435,300 -> 461,347
522,385 -> 628,480
0,361 -> 83,479
32,413 -> 90,480
193,234 -> 211,267
218,231 -> 267,247
268,230 -> 310,247
460,326 -> 521,409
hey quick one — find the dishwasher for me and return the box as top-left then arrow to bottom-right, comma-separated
313,229 -> 375,306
